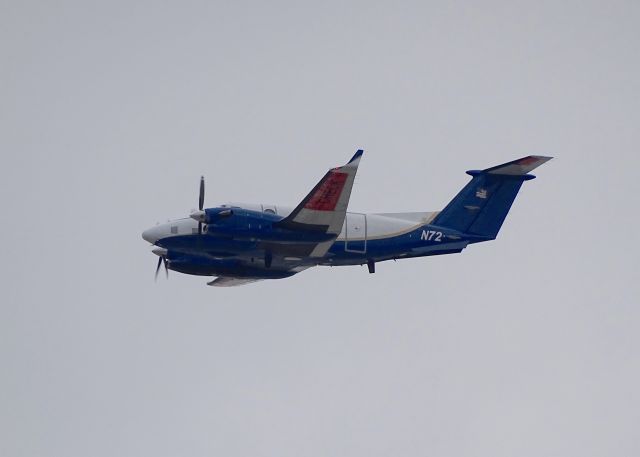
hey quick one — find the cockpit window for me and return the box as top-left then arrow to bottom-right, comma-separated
264,208 -> 276,214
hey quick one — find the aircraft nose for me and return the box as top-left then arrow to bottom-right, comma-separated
142,226 -> 160,244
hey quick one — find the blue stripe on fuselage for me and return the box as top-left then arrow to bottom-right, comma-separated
325,224 -> 474,265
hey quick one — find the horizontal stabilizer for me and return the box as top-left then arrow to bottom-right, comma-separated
482,155 -> 552,175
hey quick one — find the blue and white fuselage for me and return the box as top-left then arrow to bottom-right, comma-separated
142,152 -> 551,286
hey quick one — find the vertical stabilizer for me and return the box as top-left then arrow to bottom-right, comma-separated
432,156 -> 551,239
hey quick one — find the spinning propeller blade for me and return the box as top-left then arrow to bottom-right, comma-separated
154,256 -> 168,281
198,176 -> 205,234
154,256 -> 162,281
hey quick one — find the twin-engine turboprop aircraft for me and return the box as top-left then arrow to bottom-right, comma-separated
142,151 -> 551,287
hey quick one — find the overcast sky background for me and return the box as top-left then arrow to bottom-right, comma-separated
1,1 -> 639,456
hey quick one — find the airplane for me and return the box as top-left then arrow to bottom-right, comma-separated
142,150 -> 551,287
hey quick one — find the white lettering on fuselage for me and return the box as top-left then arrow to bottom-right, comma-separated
421,230 -> 443,242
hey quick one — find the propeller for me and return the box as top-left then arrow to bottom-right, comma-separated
198,176 -> 205,234
149,176 -> 204,282
153,247 -> 169,281
154,256 -> 168,281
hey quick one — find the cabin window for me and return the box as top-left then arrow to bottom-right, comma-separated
171,225 -> 178,234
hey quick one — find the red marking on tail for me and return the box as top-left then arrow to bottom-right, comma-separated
517,156 -> 539,165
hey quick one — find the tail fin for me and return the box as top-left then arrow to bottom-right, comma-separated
432,156 -> 552,239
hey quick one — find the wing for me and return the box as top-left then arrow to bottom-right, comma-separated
275,149 -> 363,257
207,277 -> 265,287
205,265 -> 310,287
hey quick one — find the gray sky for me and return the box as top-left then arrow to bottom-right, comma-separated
1,1 -> 639,456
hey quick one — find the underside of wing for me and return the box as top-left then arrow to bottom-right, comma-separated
205,264 -> 310,287
207,277 -> 265,287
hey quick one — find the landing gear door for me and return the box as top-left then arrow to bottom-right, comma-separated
345,213 -> 367,253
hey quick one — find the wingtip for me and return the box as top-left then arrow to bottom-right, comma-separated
348,149 -> 364,164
